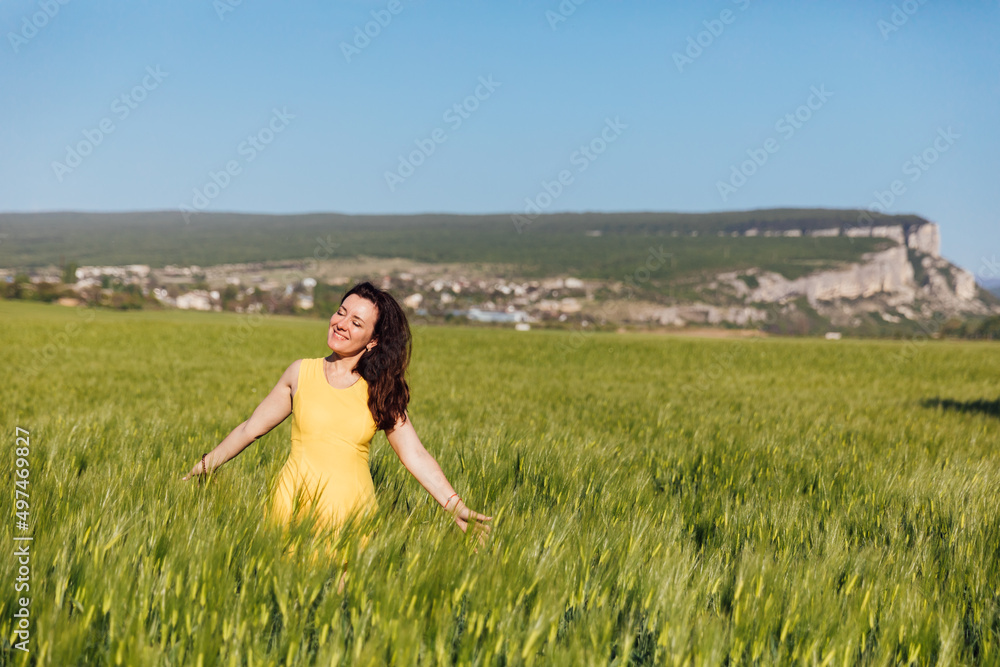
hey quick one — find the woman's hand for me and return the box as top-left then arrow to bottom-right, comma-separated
448,500 -> 493,551
181,458 -> 210,482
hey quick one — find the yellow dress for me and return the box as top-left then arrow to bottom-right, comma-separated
267,357 -> 380,556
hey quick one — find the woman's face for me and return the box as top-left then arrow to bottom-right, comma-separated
328,294 -> 379,355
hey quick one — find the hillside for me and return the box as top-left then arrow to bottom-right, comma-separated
0,208 -> 909,280
1,208 -> 995,335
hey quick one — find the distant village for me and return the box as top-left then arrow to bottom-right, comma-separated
0,260 -> 601,329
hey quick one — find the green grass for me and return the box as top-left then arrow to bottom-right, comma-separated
1,299 -> 998,665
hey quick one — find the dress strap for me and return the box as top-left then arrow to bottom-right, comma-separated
299,357 -> 318,397
310,357 -> 321,388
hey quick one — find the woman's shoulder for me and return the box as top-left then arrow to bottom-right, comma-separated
298,357 -> 324,377
282,358 -> 325,383
274,358 -> 306,399
285,358 -> 313,374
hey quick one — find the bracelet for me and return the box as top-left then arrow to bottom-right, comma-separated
201,452 -> 208,475
444,492 -> 459,508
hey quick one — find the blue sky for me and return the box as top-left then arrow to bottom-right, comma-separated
2,0 -> 997,276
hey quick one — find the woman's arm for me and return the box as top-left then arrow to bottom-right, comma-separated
385,411 -> 492,543
181,360 -> 300,480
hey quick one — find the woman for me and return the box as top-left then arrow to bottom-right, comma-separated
181,281 -> 492,563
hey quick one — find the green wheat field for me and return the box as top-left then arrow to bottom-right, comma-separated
1,299 -> 998,666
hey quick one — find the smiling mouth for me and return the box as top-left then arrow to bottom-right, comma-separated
333,330 -> 348,340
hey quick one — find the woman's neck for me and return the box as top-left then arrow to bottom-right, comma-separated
325,352 -> 361,377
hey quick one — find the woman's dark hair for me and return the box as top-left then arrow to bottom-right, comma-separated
340,281 -> 411,431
